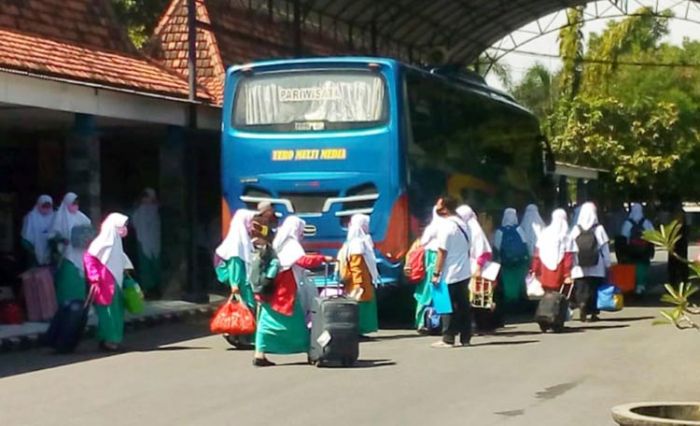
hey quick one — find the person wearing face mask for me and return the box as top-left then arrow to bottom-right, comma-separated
84,213 -> 134,352
253,215 -> 332,367
50,193 -> 92,304
131,188 -> 161,297
21,195 -> 55,267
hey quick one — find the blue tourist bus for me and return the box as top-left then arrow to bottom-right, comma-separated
221,57 -> 552,286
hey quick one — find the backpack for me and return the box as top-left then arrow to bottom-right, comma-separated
249,244 -> 279,296
575,225 -> 600,267
499,226 -> 528,266
626,219 -> 654,261
405,239 -> 426,283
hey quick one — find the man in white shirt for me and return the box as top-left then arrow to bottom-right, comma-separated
430,196 -> 473,348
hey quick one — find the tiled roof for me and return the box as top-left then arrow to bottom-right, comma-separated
0,0 -> 212,102
150,0 -> 355,105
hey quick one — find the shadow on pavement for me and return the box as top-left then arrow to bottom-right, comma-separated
471,339 -> 539,347
560,324 -> 630,333
600,316 -> 655,323
0,322 -> 211,379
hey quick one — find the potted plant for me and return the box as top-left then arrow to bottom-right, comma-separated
610,221 -> 700,425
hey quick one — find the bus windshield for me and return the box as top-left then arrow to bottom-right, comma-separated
232,70 -> 388,132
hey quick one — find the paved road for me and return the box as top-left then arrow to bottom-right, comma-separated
1,305 -> 699,426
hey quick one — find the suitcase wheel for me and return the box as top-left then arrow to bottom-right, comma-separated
551,324 -> 565,333
538,322 -> 549,333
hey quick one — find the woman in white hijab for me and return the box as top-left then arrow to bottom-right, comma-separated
253,216 -> 331,367
215,209 -> 257,310
21,195 -> 54,266
84,213 -> 133,351
520,204 -> 545,256
493,208 -> 530,306
570,202 -> 611,322
457,205 -> 493,271
50,192 -> 92,304
531,209 -> 574,292
339,214 -> 379,335
131,188 -> 161,296
409,208 -> 444,332
620,202 -> 654,294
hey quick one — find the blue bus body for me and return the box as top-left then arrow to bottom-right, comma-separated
221,57 -> 548,286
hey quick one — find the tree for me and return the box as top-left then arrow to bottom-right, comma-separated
581,7 -> 671,95
111,0 -> 170,47
558,6 -> 585,100
511,63 -> 555,120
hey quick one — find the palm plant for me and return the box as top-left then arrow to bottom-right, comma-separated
643,221 -> 700,331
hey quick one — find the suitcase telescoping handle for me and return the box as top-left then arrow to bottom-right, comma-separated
321,261 -> 344,296
560,282 -> 574,299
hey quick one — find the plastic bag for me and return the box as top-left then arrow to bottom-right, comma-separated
597,284 -> 624,312
210,297 -> 256,335
526,273 -> 545,300
123,276 -> 145,314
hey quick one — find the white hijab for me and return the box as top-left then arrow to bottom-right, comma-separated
273,216 -> 306,270
501,208 -> 519,227
21,195 -> 54,265
457,205 -> 491,260
215,209 -> 255,265
629,203 -> 644,222
521,204 -> 544,254
131,188 -> 161,258
51,192 -> 91,269
537,209 -> 572,270
420,207 -> 444,251
87,213 -> 134,287
346,214 -> 379,283
571,202 -> 609,245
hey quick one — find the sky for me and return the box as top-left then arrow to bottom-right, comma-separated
483,0 -> 700,91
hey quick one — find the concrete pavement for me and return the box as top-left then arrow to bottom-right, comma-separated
1,305 -> 699,426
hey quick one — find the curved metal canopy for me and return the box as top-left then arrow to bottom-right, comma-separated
264,0 -> 700,64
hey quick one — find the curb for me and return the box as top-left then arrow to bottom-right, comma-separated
0,303 -> 218,354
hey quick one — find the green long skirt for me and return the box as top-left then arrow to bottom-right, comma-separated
501,262 -> 529,305
359,296 -> 379,335
55,260 -> 86,305
95,286 -> 125,344
414,250 -> 437,329
636,262 -> 650,292
255,297 -> 309,354
137,245 -> 161,293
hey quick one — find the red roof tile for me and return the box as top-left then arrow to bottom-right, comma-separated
150,0 -> 356,106
0,0 -> 212,102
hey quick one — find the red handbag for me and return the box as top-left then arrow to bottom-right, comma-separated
0,301 -> 25,324
210,296 -> 256,335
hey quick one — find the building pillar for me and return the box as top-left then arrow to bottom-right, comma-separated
66,113 -> 100,223
558,175 -> 569,208
576,178 -> 587,203
159,126 -> 189,299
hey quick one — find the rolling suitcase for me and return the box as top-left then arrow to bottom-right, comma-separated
535,283 -> 573,333
21,267 -> 58,322
43,290 -> 92,353
308,262 -> 359,367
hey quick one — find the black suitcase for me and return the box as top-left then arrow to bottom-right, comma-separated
309,296 -> 359,367
308,263 -> 359,367
535,284 -> 572,333
42,299 -> 89,353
